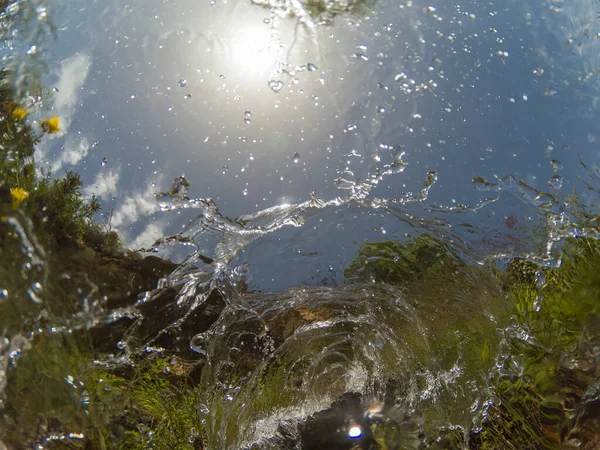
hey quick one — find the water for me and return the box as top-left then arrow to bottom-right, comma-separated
1,0 -> 600,448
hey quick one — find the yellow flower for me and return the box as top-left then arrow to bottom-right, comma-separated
41,116 -> 61,134
6,102 -> 29,120
10,187 -> 29,209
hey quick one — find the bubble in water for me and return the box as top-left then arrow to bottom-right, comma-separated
377,106 -> 386,113
178,79 -> 187,87
184,94 -> 192,99
548,174 -> 563,190
263,18 -> 271,24
535,270 -> 546,289
199,404 -> 210,415
221,165 -> 228,175
394,72 -> 407,81
291,152 -> 300,163
91,140 -> 99,148
190,333 -> 208,355
307,63 -> 318,72
550,159 -> 563,171
268,80 -> 284,92
101,157 -> 108,166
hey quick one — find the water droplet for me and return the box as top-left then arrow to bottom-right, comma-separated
190,333 -> 208,355
26,45 -> 37,55
291,152 -> 300,163
91,140 -> 99,148
548,174 -> 563,190
394,72 -> 407,81
52,87 -> 59,92
307,63 -> 318,72
377,106 -> 386,113
550,159 -> 563,171
242,188 -> 248,196
263,17 -> 271,24
178,79 -> 187,87
249,154 -> 255,161
184,93 -> 192,99
535,270 -> 546,289
221,165 -> 228,175
101,157 -> 108,166
244,118 -> 251,125
268,80 -> 284,92
188,427 -> 200,445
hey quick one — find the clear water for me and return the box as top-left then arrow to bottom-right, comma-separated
1,0 -> 600,448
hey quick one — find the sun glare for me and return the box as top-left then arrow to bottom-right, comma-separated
229,24 -> 281,77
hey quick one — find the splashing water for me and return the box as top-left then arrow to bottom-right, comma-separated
2,0 -> 600,448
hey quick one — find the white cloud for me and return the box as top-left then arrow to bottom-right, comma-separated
111,182 -> 159,229
35,52 -> 92,170
129,223 -> 165,250
83,168 -> 120,199
48,135 -> 89,173
52,52 -> 91,132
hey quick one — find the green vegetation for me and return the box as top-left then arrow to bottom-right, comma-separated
344,233 -> 464,285
344,234 -> 600,449
0,76 -> 121,252
472,237 -> 600,449
0,73 -> 192,448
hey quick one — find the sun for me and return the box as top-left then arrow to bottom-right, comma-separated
228,23 -> 282,77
